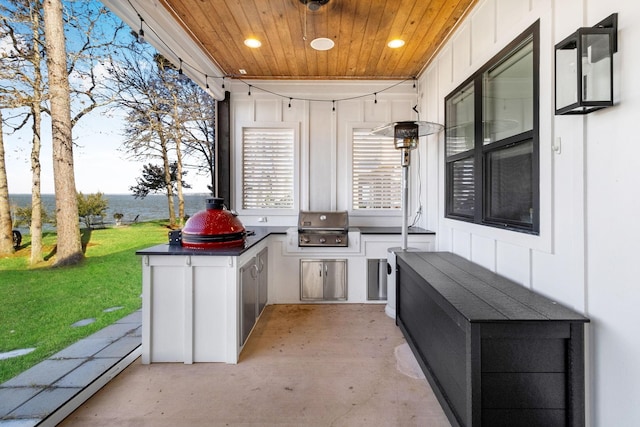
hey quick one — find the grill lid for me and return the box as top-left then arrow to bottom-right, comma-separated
180,198 -> 246,249
298,211 -> 348,232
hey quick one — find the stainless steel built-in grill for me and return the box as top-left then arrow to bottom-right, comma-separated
298,211 -> 349,247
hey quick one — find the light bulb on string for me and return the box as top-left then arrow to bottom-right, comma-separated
137,16 -> 145,43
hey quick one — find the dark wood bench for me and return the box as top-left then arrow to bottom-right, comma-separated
395,251 -> 589,427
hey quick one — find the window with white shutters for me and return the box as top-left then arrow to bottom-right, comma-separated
242,127 -> 294,209
352,129 -> 401,210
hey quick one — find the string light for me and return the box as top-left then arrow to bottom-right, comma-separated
125,1 -> 419,104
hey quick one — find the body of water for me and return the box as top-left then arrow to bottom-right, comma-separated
9,193 -> 212,234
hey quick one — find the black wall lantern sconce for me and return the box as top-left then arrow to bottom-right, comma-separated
555,13 -> 618,115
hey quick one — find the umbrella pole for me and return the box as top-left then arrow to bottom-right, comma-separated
401,150 -> 409,250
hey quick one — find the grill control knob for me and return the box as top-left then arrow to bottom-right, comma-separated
301,236 -> 310,243
335,237 -> 342,244
319,237 -> 326,243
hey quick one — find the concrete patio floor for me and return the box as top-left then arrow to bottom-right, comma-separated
59,304 -> 451,426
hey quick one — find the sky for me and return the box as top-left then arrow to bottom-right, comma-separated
4,107 -> 212,195
2,0 -> 212,196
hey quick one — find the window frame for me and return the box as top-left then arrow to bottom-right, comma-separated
445,21 -> 540,234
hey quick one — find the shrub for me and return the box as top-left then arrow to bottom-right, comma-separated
77,192 -> 109,229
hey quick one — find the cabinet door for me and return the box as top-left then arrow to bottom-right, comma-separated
301,260 -> 324,300
324,260 -> 347,300
240,261 -> 257,346
257,248 -> 268,315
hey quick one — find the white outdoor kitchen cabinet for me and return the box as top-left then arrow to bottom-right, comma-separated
139,236 -> 269,365
137,226 -> 435,365
268,227 -> 435,304
239,247 -> 268,346
300,259 -> 347,301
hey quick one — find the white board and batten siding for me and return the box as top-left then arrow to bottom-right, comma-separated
229,81 -> 422,228
417,0 -> 640,426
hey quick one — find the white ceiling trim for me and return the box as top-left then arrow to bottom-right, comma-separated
101,0 -> 225,100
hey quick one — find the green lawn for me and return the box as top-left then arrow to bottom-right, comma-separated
0,221 -> 169,384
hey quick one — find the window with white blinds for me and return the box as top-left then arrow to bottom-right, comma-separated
352,129 -> 401,210
242,127 -> 294,209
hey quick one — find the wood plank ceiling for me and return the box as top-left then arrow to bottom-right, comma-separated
159,0 -> 477,80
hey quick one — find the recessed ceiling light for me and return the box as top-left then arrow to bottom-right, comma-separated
239,69 -> 247,74
244,38 -> 262,48
310,37 -> 334,51
300,0 -> 330,12
388,39 -> 405,48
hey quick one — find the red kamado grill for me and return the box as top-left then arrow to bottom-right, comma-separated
170,198 -> 247,249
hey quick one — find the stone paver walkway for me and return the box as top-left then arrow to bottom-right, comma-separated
0,311 -> 141,426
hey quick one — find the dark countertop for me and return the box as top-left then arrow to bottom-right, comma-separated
136,226 -> 288,257
357,226 -> 434,235
136,226 -> 434,257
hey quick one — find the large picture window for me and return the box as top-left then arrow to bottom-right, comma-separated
445,22 -> 539,233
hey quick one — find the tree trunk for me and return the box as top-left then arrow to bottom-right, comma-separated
29,103 -> 44,264
43,0 -> 82,266
176,140 -> 185,225
172,97 -> 185,226
0,111 -> 14,255
162,144 -> 176,227
157,126 -> 176,227
29,2 -> 44,265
